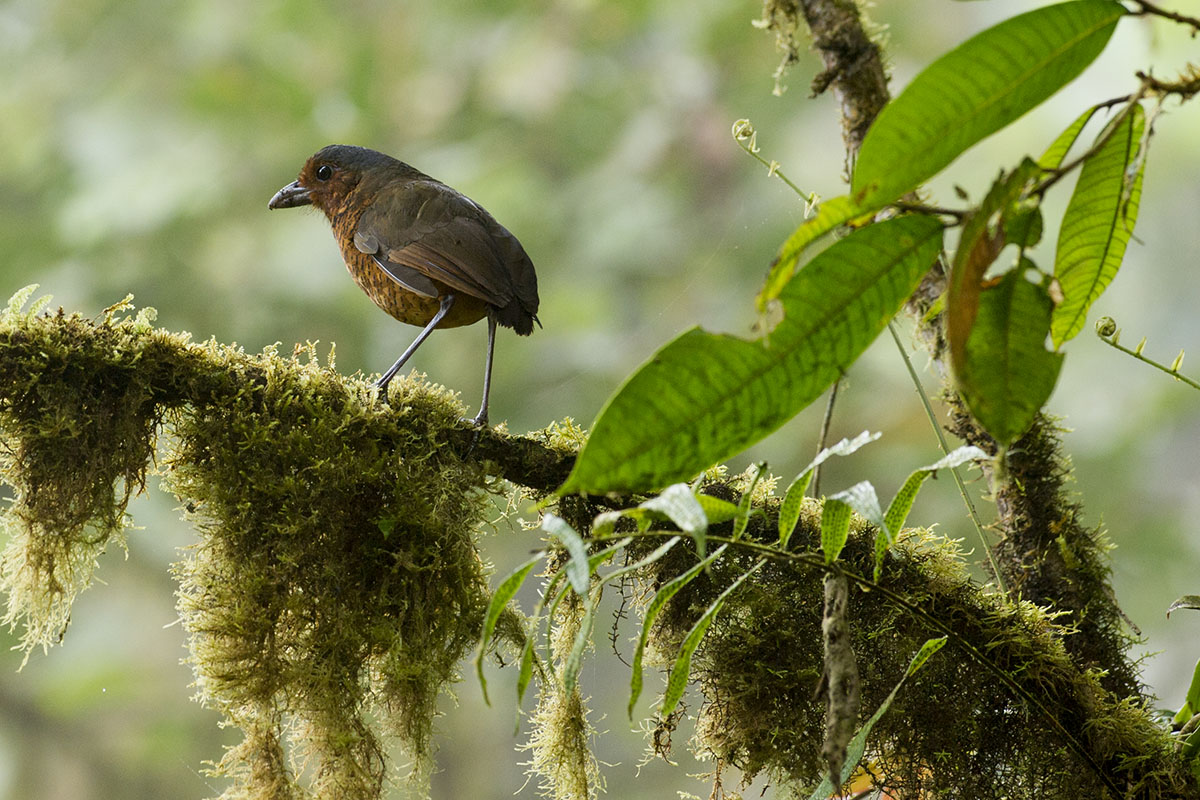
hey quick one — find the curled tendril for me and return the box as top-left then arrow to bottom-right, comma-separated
1095,316 -> 1118,339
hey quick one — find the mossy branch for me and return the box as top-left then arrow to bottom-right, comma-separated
619,502 -> 1193,799
1,291 -> 1195,798
0,291 -> 571,800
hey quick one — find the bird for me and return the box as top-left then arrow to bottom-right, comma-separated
268,144 -> 540,426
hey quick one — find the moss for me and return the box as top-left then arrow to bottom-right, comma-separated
521,578 -> 603,800
627,490 -> 1196,799
165,342 -> 497,798
946,404 -> 1141,698
0,289 -> 517,799
0,289 -> 164,655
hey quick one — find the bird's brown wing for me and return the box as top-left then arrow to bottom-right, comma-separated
354,179 -> 515,306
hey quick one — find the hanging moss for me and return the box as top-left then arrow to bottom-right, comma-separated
164,341 -> 500,799
0,288 -> 164,655
0,289 -> 521,799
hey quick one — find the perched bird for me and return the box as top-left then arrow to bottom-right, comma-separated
268,144 -> 540,425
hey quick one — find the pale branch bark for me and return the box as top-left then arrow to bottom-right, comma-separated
796,0 -> 889,161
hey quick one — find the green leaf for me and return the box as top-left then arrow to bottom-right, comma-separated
1173,658 -> 1200,727
808,637 -> 947,800
731,463 -> 764,541
823,481 -> 880,567
883,446 -> 988,536
562,585 -> 602,693
695,494 -> 740,526
1004,204 -> 1043,251
643,483 -> 709,558
602,536 -> 682,588
832,480 -> 884,530
777,475 -> 811,549
957,268 -> 1065,446
1183,727 -> 1200,765
660,559 -> 764,718
1039,105 -> 1104,169
1168,595 -> 1200,618
758,195 -> 860,310
905,636 -> 948,676
820,498 -> 853,564
778,431 -> 881,548
563,216 -> 943,494
1052,104 -> 1146,346
543,514 -> 591,595
517,635 -> 536,705
584,538 -> 632,573
947,160 -> 1043,375
628,544 -> 728,719
852,0 -> 1124,209
475,553 -> 543,705
642,484 -> 708,535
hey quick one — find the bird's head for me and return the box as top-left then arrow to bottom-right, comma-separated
268,145 -> 403,214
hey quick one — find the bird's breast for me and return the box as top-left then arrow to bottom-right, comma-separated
336,239 -> 488,329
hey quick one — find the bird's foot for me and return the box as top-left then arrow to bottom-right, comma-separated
372,378 -> 390,406
464,411 -> 488,453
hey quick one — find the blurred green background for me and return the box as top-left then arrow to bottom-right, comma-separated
2,0 -> 1198,797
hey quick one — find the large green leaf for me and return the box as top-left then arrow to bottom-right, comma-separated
757,195 -> 859,311
957,267 -> 1064,446
561,216 -> 943,494
1038,104 -> 1104,170
947,160 -> 1042,376
1052,104 -> 1146,346
852,0 -> 1125,209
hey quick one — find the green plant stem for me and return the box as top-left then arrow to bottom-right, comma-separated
810,378 -> 840,499
733,127 -> 818,206
1098,328 -> 1200,392
887,321 -> 1006,593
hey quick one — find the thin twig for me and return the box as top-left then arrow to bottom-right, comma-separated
1131,0 -> 1200,33
1034,90 -> 1147,196
887,321 -> 1005,593
891,201 -> 967,222
810,378 -> 840,498
1096,318 -> 1200,392
1136,68 -> 1200,99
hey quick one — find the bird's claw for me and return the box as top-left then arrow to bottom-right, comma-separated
464,412 -> 488,453
372,378 -> 390,406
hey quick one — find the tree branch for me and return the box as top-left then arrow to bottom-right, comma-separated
793,0 -> 1140,695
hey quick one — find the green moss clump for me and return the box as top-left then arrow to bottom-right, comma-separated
632,495 -> 1195,799
0,289 -> 517,799
165,344 -> 498,799
0,288 -> 164,656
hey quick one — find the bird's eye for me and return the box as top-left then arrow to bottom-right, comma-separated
316,165 -> 333,181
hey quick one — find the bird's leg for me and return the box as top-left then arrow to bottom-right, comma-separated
374,294 -> 456,404
469,315 -> 498,428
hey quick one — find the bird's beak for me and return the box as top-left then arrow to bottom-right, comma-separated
268,180 -> 312,209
